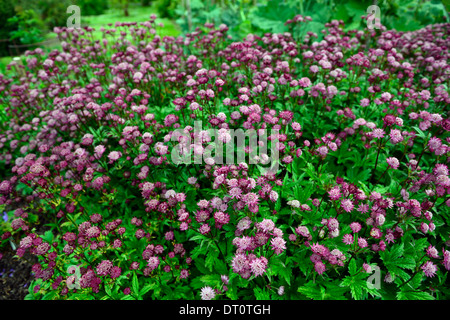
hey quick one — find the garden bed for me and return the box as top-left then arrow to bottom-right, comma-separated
0,12 -> 449,301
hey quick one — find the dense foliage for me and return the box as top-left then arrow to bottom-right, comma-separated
171,0 -> 449,39
0,12 -> 449,300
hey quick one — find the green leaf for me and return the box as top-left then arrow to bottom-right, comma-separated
270,257 -> 292,285
334,5 -> 350,21
253,287 -> 271,300
42,291 -> 58,300
205,248 -> 219,272
340,276 -> 367,300
412,126 -> 427,139
412,237 -> 429,253
394,257 -> 416,270
41,230 -> 54,243
140,282 -> 157,297
24,293 -> 36,300
380,243 -> 404,262
249,0 -> 294,33
348,258 -> 358,275
191,274 -> 222,290
344,0 -> 367,17
298,282 -> 348,300
388,266 -> 411,281
105,283 -> 113,298
195,257 -> 212,275
298,284 -> 325,300
397,290 -> 435,300
72,293 -> 95,300
161,284 -> 173,299
214,258 -> 229,275
408,273 -> 423,290
132,272 -> 139,295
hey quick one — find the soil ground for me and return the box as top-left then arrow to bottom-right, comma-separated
0,247 -> 36,300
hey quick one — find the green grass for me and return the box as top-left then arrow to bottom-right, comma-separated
0,3 -> 180,74
82,3 -> 180,39
0,56 -> 13,74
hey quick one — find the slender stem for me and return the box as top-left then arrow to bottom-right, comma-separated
373,166 -> 389,188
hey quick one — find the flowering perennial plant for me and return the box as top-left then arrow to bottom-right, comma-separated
0,14 -> 449,300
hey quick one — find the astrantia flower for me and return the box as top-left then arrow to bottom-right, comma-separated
107,151 -> 122,163
269,190 -> 279,202
236,217 -> 252,232
420,222 -> 429,234
249,257 -> 268,277
370,228 -> 382,239
295,226 -> 311,239
421,261 -> 437,277
288,200 -> 301,208
433,164 -> 448,177
426,245 -> 439,259
229,187 -> 242,199
147,257 -> 160,271
200,286 -> 216,300
20,236 -> 33,249
443,251 -> 450,271
386,157 -> 400,169
350,222 -> 362,233
310,243 -> 327,256
257,219 -> 275,233
314,261 -> 326,275
389,129 -> 404,144
363,263 -> 372,273
327,218 -> 339,231
199,223 -> 210,235
357,203 -> 369,213
96,260 -> 113,276
360,98 -> 370,107
231,253 -> 249,274
428,137 -> 442,150
270,237 -> 286,255
86,226 -> 101,238
242,192 -> 259,205
317,146 -> 328,157
341,199 -> 354,212
35,243 -> 50,255
372,128 -> 385,139
328,186 -> 341,200
342,234 -> 354,245
110,266 -> 121,279
358,237 -> 368,248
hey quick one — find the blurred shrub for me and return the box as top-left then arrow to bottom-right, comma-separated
0,0 -> 19,56
172,0 -> 449,40
74,0 -> 109,16
7,10 -> 45,45
156,0 -> 178,19
39,0 -> 73,29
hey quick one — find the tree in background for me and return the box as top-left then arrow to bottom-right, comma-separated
110,0 -> 131,16
0,0 -> 19,56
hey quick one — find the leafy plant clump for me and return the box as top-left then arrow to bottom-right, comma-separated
0,14 -> 449,300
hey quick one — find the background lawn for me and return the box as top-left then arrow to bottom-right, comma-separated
0,2 -> 180,73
